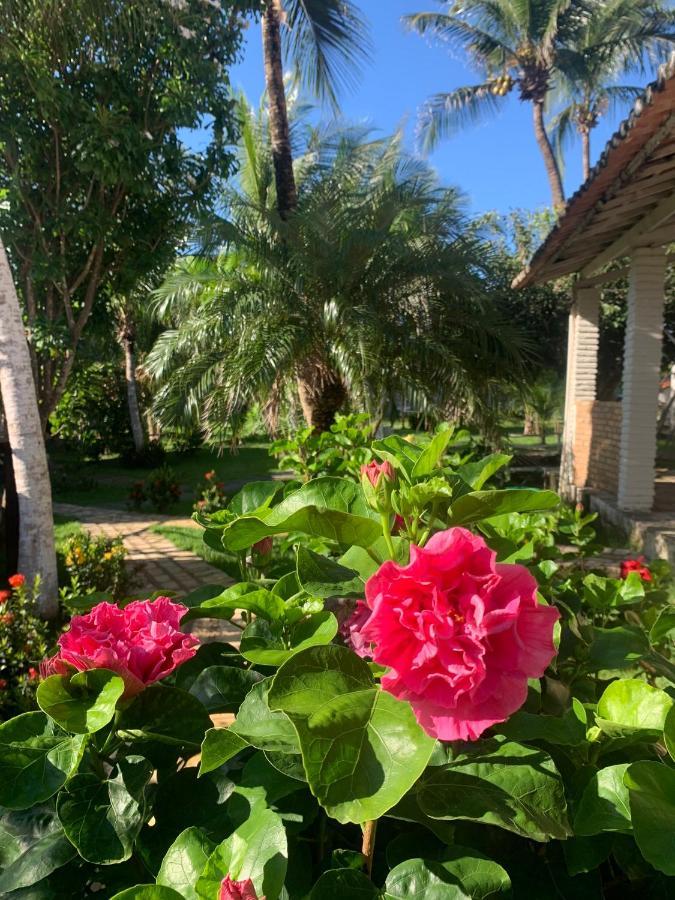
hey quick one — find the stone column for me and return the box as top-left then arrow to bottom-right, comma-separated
559,286 -> 600,500
618,247 -> 667,511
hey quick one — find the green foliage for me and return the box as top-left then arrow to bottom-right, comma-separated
59,531 -> 131,601
1,435 -> 674,896
270,413 -> 374,481
193,470 -> 228,515
0,577 -> 51,719
128,465 -> 181,514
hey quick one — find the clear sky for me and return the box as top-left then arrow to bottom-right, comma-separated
223,0 -> 654,218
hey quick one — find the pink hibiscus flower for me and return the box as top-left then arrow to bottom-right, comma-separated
219,876 -> 263,900
359,527 -> 559,742
340,599 -> 373,658
41,597 -> 199,698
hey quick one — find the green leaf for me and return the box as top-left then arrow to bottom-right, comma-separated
439,846 -> 511,898
309,868 -> 378,898
587,626 -> 650,671
372,435 -> 423,479
0,712 -> 85,809
448,489 -> 559,527
239,612 -> 338,667
230,680 -> 299,754
338,536 -> 408,579
182,583 -> 285,623
199,728 -> 250,775
111,888 -> 185,900
228,481 -> 286,515
57,756 -> 152,864
455,454 -> 511,491
496,701 -> 587,746
573,764 -> 632,835
0,829 -> 76,893
37,668 -> 125,734
269,645 -> 434,824
189,666 -> 263,714
383,857 -> 468,899
650,606 -> 675,644
595,679 -> 673,738
157,827 -> 216,900
118,685 -> 211,748
174,642 -> 245,691
218,477 -> 381,551
195,806 -> 288,900
624,761 -> 675,876
296,546 -> 364,599
411,430 -> 453,477
665,705 -> 675,761
417,738 -> 571,841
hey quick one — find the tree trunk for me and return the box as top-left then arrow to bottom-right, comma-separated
0,239 -> 58,617
532,100 -> 565,212
581,128 -> 591,181
262,0 -> 298,219
121,320 -> 145,454
296,354 -> 347,433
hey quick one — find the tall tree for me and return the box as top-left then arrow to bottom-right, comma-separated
0,0 -> 253,427
403,0 -> 675,210
0,240 -> 57,615
146,103 -> 529,437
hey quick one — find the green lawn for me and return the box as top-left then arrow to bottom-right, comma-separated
51,441 -> 281,514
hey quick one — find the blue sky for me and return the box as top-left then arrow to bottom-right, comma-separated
222,0 -> 651,217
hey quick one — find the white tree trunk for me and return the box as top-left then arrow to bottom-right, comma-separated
0,239 -> 58,617
123,335 -> 145,454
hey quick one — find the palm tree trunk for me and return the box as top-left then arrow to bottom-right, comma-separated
262,0 -> 297,219
581,129 -> 591,181
296,353 -> 347,433
0,239 -> 58,617
532,100 -> 565,211
121,321 -> 145,454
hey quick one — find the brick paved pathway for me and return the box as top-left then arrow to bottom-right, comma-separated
53,502 -> 241,643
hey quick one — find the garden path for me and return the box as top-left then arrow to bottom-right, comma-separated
52,502 -> 241,645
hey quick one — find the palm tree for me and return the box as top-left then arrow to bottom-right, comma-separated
403,1 -> 675,210
145,100 -> 529,437
550,2 -> 675,179
0,240 -> 57,616
260,0 -> 370,218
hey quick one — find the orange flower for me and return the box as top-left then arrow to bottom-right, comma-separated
8,574 -> 25,588
0,590 -> 10,604
0,613 -> 15,626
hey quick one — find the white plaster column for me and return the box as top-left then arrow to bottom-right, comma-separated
559,286 -> 600,499
618,247 -> 667,511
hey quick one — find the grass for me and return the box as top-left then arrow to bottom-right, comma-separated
51,440 -> 280,515
150,523 -> 233,574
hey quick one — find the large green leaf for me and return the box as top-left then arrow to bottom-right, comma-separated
118,685 -> 211,748
37,668 -> 125,734
411,430 -> 453,477
309,868 -> 378,898
587,627 -> 650,671
417,738 -> 571,841
595,679 -> 673,738
439,846 -> 511,898
199,728 -> 250,775
0,828 -> 76,893
496,701 -> 587,747
665,705 -> 675,761
217,477 -> 381,551
338,536 -> 408,580
624,761 -> 675,875
448,489 -> 559,527
573,764 -> 632,835
269,645 -> 434,824
157,827 -> 216,900
296,546 -> 364,599
650,606 -> 675,644
111,888 -> 185,900
239,612 -> 338,666
0,712 -> 85,809
57,756 -> 152,864
188,666 -> 263,714
228,480 -> 286,516
454,454 -> 511,491
182,583 -> 285,623
195,806 -> 288,900
230,680 -> 299,754
372,435 -> 423,479
383,857 -> 469,899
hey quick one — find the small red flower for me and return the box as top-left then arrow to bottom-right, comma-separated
0,613 -> 15,626
27,667 -> 38,682
8,574 -> 25,588
205,470 -> 216,482
0,679 -> 7,690
219,876 -> 262,900
620,556 -> 652,582
0,590 -> 11,604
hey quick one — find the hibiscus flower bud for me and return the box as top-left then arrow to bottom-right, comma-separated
219,876 -> 263,900
8,574 -> 25,589
620,556 -> 652,582
252,536 -> 273,557
359,527 -> 560,742
40,597 -> 199,698
360,460 -> 395,512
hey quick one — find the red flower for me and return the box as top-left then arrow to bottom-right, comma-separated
27,667 -> 38,682
219,876 -> 262,900
359,527 -> 559,742
0,590 -> 11,605
0,679 -> 8,690
8,574 -> 25,588
205,470 -> 216,482
392,514 -> 406,535
0,613 -> 15,626
620,556 -> 652,582
360,459 -> 395,488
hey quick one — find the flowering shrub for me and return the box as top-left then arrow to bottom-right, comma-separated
60,531 -> 131,600
1,431 -> 674,897
193,469 -> 228,514
270,412 -> 374,480
127,465 -> 182,513
0,575 -> 50,718
621,555 -> 653,582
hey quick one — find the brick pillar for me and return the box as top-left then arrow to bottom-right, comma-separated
559,286 -> 600,499
618,248 -> 667,511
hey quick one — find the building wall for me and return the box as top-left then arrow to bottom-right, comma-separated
573,400 -> 622,494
